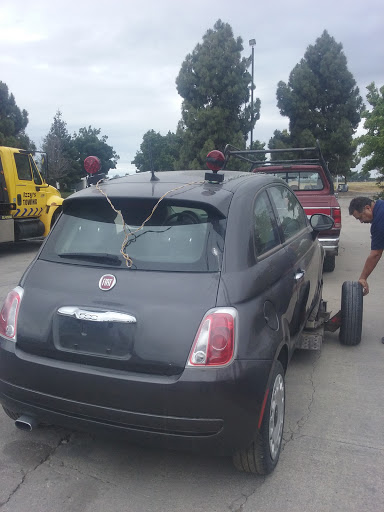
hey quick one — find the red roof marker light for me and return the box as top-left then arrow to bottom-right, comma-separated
205,150 -> 225,183
84,156 -> 101,175
206,150 -> 225,172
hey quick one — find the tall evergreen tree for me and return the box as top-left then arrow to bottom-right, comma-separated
0,81 -> 35,150
42,110 -> 76,188
274,30 -> 363,176
175,20 -> 260,169
358,82 -> 384,188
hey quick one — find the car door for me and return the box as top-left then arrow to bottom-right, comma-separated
13,152 -> 43,219
267,184 -> 322,337
251,189 -> 302,353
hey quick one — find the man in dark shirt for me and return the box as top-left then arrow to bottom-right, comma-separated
349,197 -> 384,296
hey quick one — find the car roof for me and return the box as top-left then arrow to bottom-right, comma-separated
66,170 -> 285,210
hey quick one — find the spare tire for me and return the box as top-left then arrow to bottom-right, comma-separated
323,254 -> 336,272
339,281 -> 363,346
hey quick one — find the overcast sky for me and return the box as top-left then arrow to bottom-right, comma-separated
1,0 -> 383,174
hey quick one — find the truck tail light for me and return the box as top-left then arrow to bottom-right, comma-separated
331,207 -> 341,229
0,287 -> 24,341
187,308 -> 237,367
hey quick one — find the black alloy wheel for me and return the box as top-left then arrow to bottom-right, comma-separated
233,361 -> 285,474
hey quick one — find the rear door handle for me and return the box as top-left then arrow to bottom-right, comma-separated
294,269 -> 306,281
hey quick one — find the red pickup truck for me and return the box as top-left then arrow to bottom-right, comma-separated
223,143 -> 341,272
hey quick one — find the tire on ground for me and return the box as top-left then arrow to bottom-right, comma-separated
323,254 -> 336,272
339,281 -> 363,346
50,206 -> 62,229
2,405 -> 19,420
232,360 -> 285,475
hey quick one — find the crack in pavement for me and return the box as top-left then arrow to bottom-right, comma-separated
0,432 -> 72,509
228,480 -> 266,512
48,460 -> 117,487
282,350 -> 321,451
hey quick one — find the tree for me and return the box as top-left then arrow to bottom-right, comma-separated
175,20 -> 260,169
42,110 -> 77,188
72,126 -> 119,180
42,116 -> 119,190
132,130 -> 180,172
358,82 -> 384,187
0,81 -> 35,150
275,30 -> 363,177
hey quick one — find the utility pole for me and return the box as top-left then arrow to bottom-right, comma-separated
249,39 -> 256,148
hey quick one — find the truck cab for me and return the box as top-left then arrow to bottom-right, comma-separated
0,146 -> 63,243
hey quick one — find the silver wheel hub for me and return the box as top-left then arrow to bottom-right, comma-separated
269,373 -> 285,460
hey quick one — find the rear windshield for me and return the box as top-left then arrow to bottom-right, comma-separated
41,198 -> 226,272
268,171 -> 324,191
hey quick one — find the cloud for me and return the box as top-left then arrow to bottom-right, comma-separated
1,0 -> 383,170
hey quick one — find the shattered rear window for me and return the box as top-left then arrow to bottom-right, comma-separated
41,198 -> 226,272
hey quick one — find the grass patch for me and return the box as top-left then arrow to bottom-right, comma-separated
347,182 -> 381,194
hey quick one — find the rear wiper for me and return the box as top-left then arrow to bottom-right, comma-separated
57,252 -> 122,266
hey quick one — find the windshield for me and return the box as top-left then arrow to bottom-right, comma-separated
41,198 -> 226,272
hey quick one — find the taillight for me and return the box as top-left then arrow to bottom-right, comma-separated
0,286 -> 24,342
187,308 -> 237,367
332,207 -> 341,229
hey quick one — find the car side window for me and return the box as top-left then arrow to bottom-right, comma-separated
269,185 -> 307,240
253,191 -> 280,257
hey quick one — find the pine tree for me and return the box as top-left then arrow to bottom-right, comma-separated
175,20 -> 260,169
358,83 -> 384,189
274,30 -> 363,176
0,81 -> 35,150
42,110 -> 75,188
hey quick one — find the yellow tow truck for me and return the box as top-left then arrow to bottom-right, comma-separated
0,146 -> 63,243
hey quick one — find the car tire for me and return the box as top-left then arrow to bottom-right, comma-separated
2,405 -> 19,420
339,281 -> 363,346
50,207 -> 62,229
233,361 -> 285,474
323,254 -> 336,272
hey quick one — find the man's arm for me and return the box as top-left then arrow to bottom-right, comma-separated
358,249 -> 383,295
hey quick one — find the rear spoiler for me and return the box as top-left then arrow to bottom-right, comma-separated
222,140 -> 335,194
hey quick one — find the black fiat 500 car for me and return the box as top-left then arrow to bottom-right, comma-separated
0,160 -> 333,474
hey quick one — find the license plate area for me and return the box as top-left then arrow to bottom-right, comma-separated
54,316 -> 134,359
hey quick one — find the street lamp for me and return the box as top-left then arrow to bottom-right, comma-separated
249,39 -> 256,148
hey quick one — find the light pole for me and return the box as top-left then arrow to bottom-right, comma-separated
249,38 -> 256,148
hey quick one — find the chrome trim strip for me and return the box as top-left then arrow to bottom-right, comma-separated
57,306 -> 136,323
318,237 -> 340,243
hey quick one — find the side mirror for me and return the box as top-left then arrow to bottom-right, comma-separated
310,213 -> 334,232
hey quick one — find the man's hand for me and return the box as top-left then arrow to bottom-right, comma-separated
358,278 -> 369,296
358,250 -> 383,296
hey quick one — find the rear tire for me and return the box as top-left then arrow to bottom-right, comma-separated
2,405 -> 19,420
233,361 -> 285,474
323,254 -> 336,272
339,281 -> 363,346
50,207 -> 62,229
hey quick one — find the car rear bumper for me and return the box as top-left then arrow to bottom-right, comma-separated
0,338 -> 272,455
